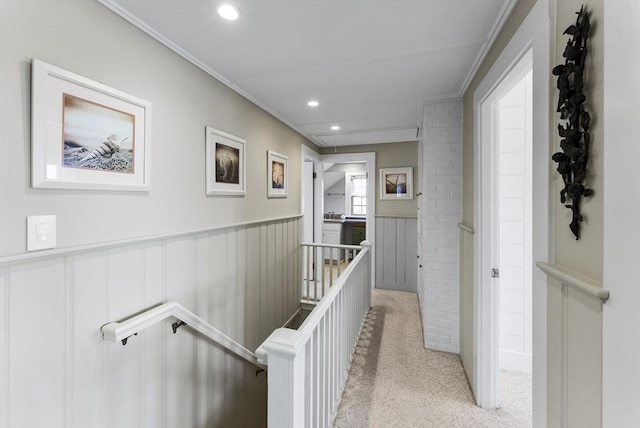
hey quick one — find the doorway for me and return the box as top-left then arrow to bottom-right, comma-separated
476,49 -> 532,411
496,69 -> 533,411
472,1 -> 549,422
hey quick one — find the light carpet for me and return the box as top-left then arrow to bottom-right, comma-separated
333,289 -> 531,428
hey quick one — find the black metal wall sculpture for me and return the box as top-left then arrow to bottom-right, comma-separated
552,5 -> 593,240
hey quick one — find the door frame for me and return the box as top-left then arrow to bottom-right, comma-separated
302,144 -> 323,247
472,0 -> 550,422
320,152 -> 376,288
475,48 -> 532,408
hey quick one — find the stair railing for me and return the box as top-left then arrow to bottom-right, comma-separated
101,301 -> 265,372
301,242 -> 363,303
257,241 -> 372,427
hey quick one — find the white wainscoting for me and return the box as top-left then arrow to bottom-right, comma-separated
375,216 -> 417,293
538,262 -> 609,428
0,216 -> 301,428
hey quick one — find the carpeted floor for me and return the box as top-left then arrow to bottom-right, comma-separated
333,289 -> 531,428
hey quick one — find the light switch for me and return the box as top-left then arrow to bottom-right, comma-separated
27,215 -> 56,251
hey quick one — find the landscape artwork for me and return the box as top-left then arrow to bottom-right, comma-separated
62,94 -> 135,174
215,142 -> 240,184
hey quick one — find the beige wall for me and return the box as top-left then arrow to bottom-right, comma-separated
320,141 -> 418,217
0,0 -> 317,257
462,0 -> 537,227
0,2 -> 313,426
553,0 -> 603,282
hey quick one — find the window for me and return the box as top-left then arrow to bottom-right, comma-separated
350,175 -> 367,215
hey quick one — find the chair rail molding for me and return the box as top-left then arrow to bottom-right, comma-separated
536,262 -> 609,303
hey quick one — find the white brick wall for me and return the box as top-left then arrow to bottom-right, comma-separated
417,99 -> 462,353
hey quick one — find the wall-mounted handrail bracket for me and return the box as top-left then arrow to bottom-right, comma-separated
121,332 -> 138,346
172,320 -> 187,334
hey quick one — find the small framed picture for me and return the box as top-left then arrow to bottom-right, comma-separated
205,126 -> 246,196
267,150 -> 288,198
31,59 -> 151,191
380,167 -> 413,200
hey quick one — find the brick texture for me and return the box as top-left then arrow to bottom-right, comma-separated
417,99 -> 462,353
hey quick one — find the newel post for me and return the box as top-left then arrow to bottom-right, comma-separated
259,327 -> 306,427
361,240 -> 373,308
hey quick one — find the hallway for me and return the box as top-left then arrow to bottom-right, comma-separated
334,289 -> 531,427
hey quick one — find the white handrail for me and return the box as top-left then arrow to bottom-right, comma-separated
257,241 -> 372,427
101,301 -> 266,371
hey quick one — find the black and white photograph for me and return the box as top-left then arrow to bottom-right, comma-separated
267,150 -> 287,198
31,59 -> 151,191
206,126 -> 246,195
62,94 -> 135,173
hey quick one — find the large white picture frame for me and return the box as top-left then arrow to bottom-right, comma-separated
31,59 -> 151,191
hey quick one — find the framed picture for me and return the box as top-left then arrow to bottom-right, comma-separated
31,59 -> 151,191
205,127 -> 246,196
267,150 -> 288,198
380,167 -> 414,200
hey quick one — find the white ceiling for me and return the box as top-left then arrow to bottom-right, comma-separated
98,0 -> 516,147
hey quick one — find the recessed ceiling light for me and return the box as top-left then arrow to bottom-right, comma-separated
307,100 -> 319,107
331,125 -> 340,131
217,3 -> 240,21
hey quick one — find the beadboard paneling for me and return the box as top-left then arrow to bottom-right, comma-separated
375,217 -> 418,292
545,271 -> 603,428
0,216 -> 301,428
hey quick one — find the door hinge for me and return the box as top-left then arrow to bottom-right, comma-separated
491,268 -> 499,278
313,172 -> 317,179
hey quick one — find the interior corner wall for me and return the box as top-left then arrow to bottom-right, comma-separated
417,99 -> 463,353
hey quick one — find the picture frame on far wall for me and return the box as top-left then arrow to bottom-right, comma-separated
31,59 -> 152,191
380,167 -> 414,200
267,150 -> 288,198
205,126 -> 246,196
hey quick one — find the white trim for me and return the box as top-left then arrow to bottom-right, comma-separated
536,262 -> 609,303
458,0 -> 520,97
472,1 -> 549,422
96,0 -> 326,147
320,152 -> 376,288
602,1 -> 640,426
101,301 -> 266,370
0,214 -> 303,265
